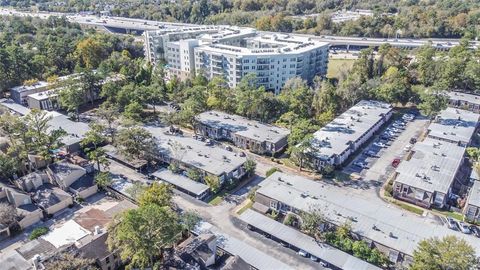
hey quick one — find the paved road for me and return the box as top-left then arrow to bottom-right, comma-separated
173,192 -> 320,269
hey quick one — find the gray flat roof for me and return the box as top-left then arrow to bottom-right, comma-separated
193,221 -> 294,270
239,209 -> 381,270
196,110 -> 290,144
467,180 -> 480,208
427,107 -> 479,144
152,169 -> 209,196
103,144 -> 148,169
11,81 -> 49,93
394,137 -> 465,194
0,99 -> 32,116
310,100 -> 392,160
46,112 -> 90,147
448,92 -> 480,106
146,126 -> 246,176
256,172 -> 480,256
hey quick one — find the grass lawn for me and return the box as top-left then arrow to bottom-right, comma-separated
327,58 -> 355,79
208,189 -> 229,206
237,199 -> 254,215
334,171 -> 352,182
392,200 -> 424,215
432,209 -> 464,221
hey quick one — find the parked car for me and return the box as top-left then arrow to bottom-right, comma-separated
459,222 -> 471,234
404,145 -> 413,151
298,250 -> 309,257
469,225 -> 480,237
365,150 -> 377,157
403,114 -> 415,121
393,124 -> 405,129
392,158 -> 401,168
446,217 -> 458,230
394,120 -> 406,126
409,137 -> 417,144
381,134 -> 392,140
310,255 -> 318,262
353,161 -> 368,169
373,141 -> 387,148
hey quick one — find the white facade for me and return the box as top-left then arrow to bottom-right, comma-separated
144,27 -> 329,93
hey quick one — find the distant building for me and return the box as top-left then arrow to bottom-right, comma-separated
10,81 -> 50,106
195,110 -> 290,155
308,100 -> 392,171
27,90 -> 59,111
47,161 -> 98,199
144,26 -> 329,93
392,138 -> 466,209
177,233 -> 217,269
448,91 -> 480,113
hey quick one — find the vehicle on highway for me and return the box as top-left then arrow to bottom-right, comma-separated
298,250 -> 309,257
459,222 -> 471,234
446,217 -> 459,230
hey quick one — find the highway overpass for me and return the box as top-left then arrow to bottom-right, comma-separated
1,8 -> 478,51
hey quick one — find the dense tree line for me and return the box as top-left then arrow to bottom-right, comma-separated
0,15 -> 143,94
4,0 -> 479,38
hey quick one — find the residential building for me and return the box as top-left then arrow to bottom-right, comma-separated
253,171 -> 480,265
47,161 -> 98,199
195,110 -> 290,155
195,33 -> 329,93
448,91 -> 480,113
27,90 -> 59,111
144,26 -> 329,93
103,144 -> 148,172
0,184 -> 43,234
177,233 -> 217,269
308,100 -> 393,171
10,81 -> 50,105
426,107 -> 479,147
146,126 -> 248,184
392,138 -> 466,208
15,172 -> 73,216
76,231 -> 123,270
464,175 -> 480,223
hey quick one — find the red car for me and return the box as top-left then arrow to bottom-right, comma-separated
392,158 -> 401,168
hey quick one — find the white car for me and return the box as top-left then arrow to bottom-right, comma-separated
298,250 -> 309,257
459,222 -> 471,234
374,142 -> 386,148
310,255 -> 318,262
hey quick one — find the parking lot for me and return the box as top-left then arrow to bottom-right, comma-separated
342,113 -> 430,192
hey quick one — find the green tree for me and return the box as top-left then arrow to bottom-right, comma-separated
138,182 -> 173,208
94,171 -> 112,189
82,123 -> 108,171
43,252 -> 97,270
187,168 -> 202,182
96,103 -> 118,143
266,167 -> 281,177
108,204 -> 183,269
123,101 -> 144,122
75,37 -> 105,69
300,207 -> 324,239
58,80 -> 85,120
244,159 -> 256,177
290,134 -> 313,170
205,174 -> 221,193
116,126 -> 155,161
416,86 -> 448,117
181,210 -> 201,233
411,236 -> 477,270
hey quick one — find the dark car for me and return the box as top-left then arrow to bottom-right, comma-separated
470,225 -> 480,237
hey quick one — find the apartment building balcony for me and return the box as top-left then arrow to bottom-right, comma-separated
257,59 -> 269,65
257,65 -> 270,71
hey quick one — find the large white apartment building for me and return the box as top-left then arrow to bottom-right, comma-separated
144,26 -> 329,93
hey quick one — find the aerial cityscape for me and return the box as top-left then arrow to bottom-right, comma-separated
0,1 -> 479,270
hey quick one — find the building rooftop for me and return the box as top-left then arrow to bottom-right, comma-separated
103,144 -> 148,169
240,209 -> 381,270
32,184 -> 72,210
256,171 -> 480,256
394,138 -> 465,194
196,110 -> 290,144
193,221 -> 294,270
467,180 -> 480,208
76,232 -> 111,261
27,90 -> 58,101
152,169 -> 209,196
427,107 -> 479,144
42,220 -> 90,248
310,100 -> 392,161
146,126 -> 247,176
0,99 -> 32,116
448,91 -> 480,106
0,250 -> 33,270
46,112 -> 90,147
48,161 -> 86,187
11,81 -> 49,93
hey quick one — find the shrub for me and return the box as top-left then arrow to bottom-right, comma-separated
29,227 -> 49,240
266,167 -> 281,177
